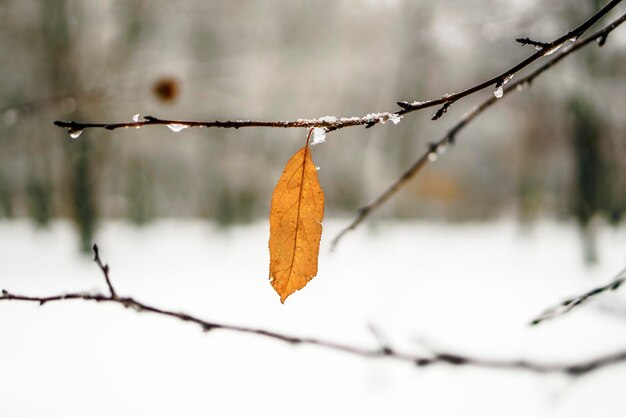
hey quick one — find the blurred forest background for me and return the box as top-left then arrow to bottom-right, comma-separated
0,0 -> 624,259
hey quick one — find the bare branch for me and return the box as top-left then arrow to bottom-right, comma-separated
92,243 -> 116,298
531,267 -> 626,326
54,114 -> 402,133
330,12 -> 626,249
2,245 -> 626,376
515,37 -> 551,49
53,0 -> 622,135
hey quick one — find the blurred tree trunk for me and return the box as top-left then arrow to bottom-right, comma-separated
564,1 -> 624,264
41,0 -> 98,253
568,96 -> 603,264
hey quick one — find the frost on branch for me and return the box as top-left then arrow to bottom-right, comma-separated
364,112 -> 403,127
311,127 -> 327,145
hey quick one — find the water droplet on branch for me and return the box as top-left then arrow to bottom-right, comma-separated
494,74 -> 514,99
68,128 -> 83,139
167,123 -> 188,133
543,44 -> 562,56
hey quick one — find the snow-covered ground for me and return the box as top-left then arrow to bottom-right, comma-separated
1,219 -> 625,417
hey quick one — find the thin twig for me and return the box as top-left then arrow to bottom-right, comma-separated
53,0 -> 621,135
330,12 -> 626,249
92,243 -> 116,298
531,267 -> 626,326
515,37 -> 551,49
1,245 -> 626,376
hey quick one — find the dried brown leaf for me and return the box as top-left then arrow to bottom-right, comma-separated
269,145 -> 324,303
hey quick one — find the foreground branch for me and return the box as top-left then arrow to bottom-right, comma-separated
330,12 -> 626,248
54,1 -> 621,136
2,245 -> 626,377
532,267 -> 626,325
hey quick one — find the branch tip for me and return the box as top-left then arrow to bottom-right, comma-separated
397,101 -> 413,110
515,37 -> 550,49
431,102 -> 451,121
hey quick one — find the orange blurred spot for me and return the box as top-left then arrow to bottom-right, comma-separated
152,77 -> 180,103
414,172 -> 461,202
